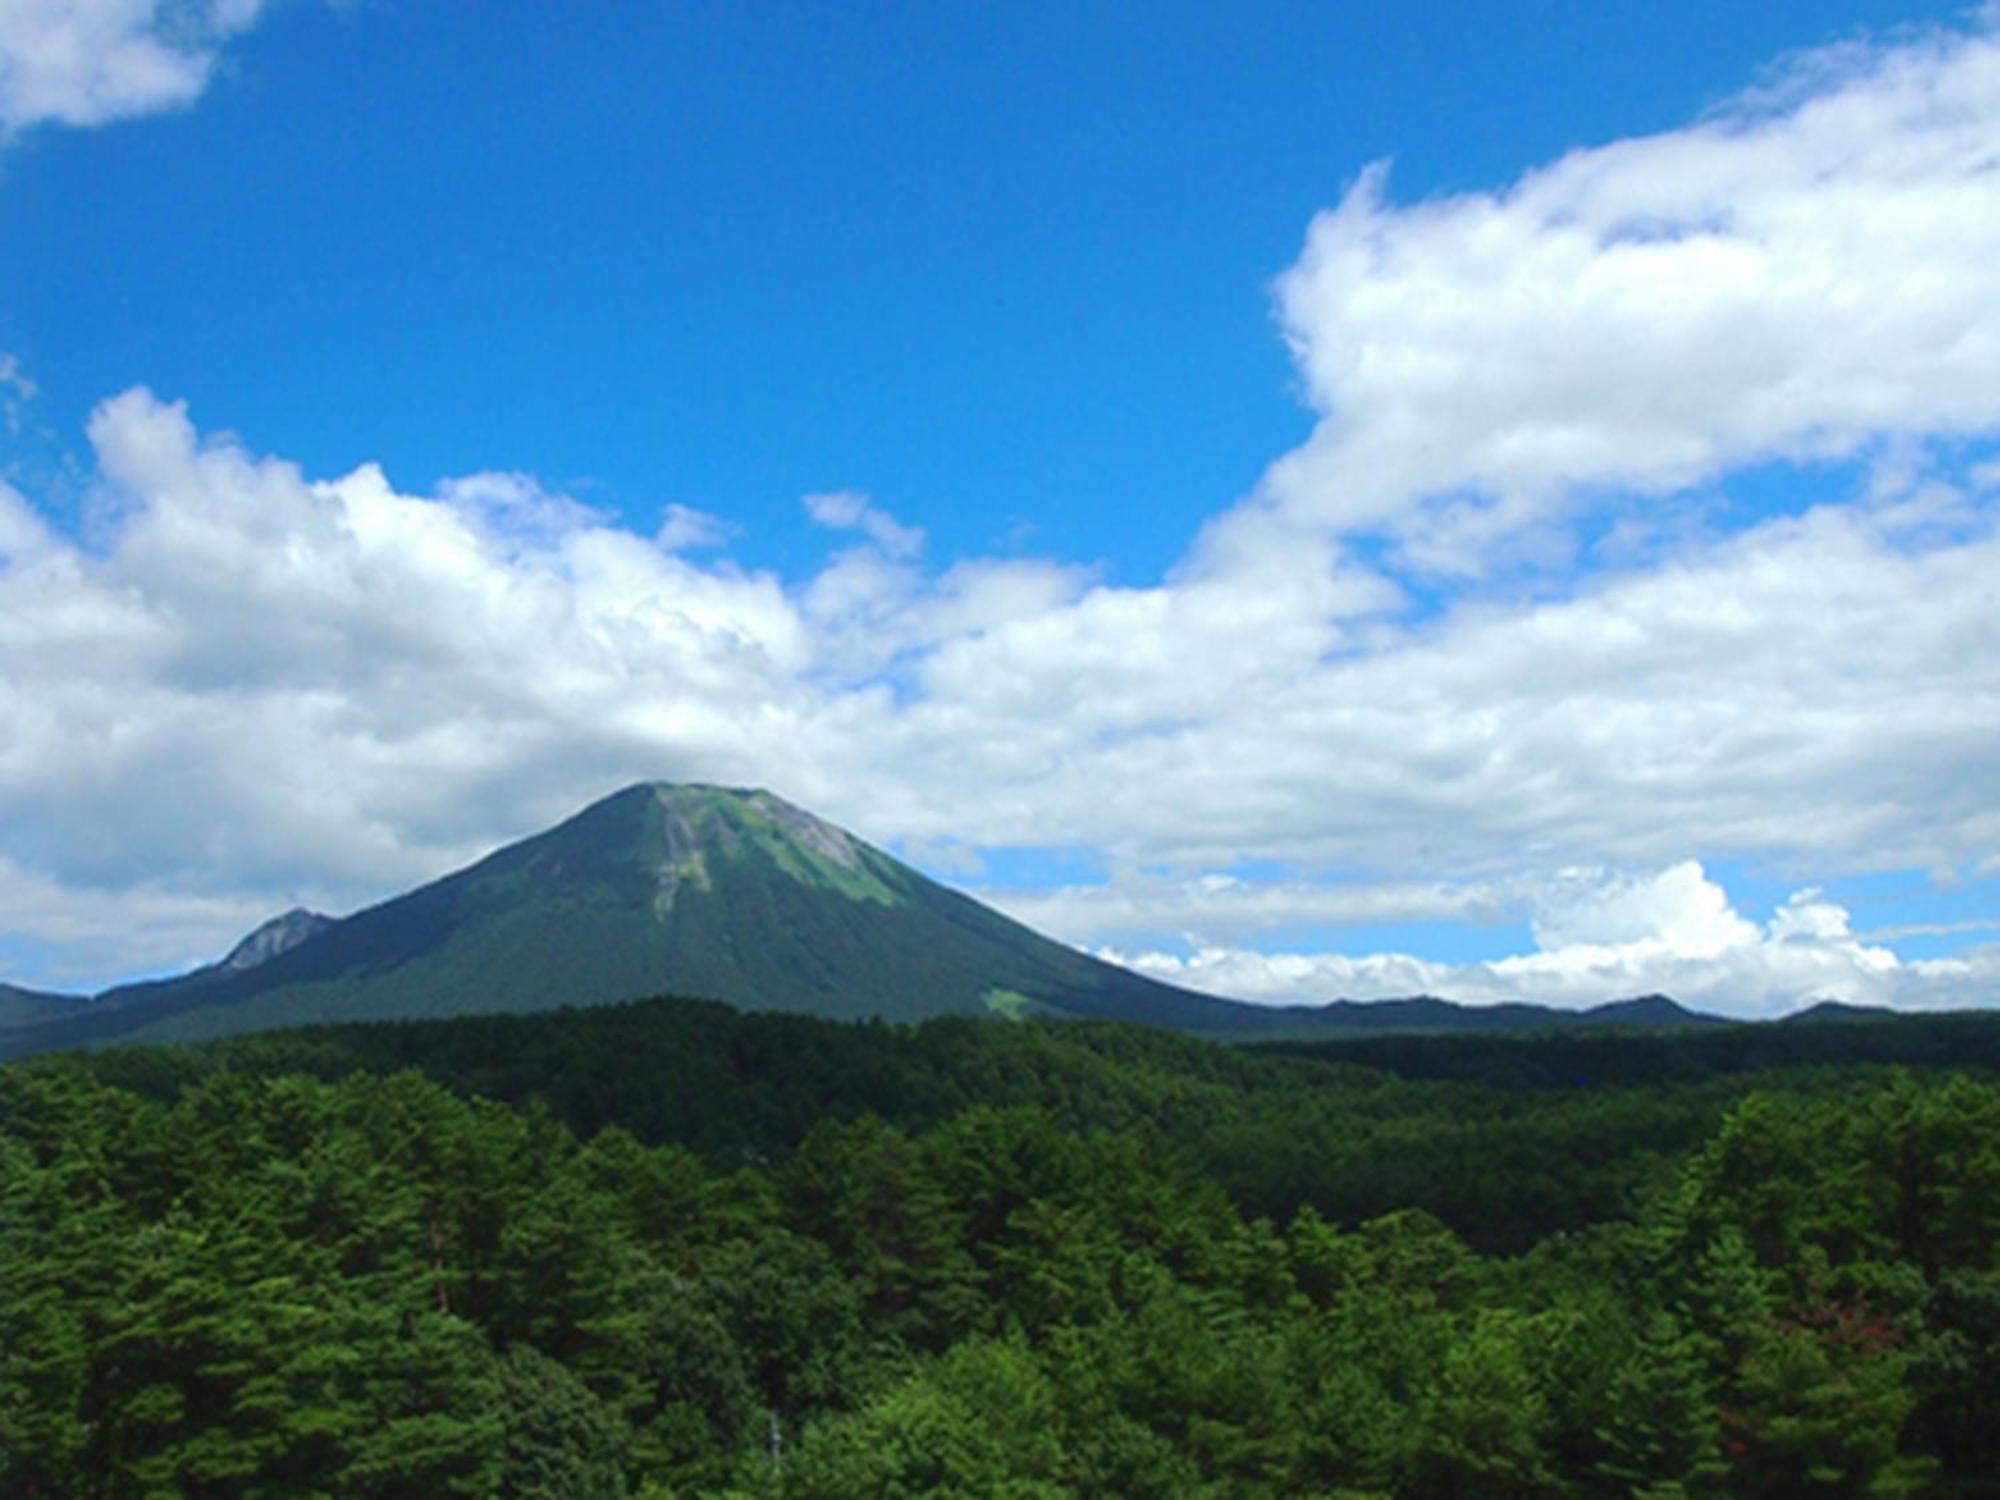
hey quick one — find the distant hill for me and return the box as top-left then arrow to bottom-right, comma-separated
1234,992 -> 1728,1036
1257,1004 -> 2000,1089
1778,999 -> 1897,1024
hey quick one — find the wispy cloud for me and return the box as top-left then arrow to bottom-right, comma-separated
803,490 -> 926,558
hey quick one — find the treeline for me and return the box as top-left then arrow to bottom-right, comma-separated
1255,1009 -> 2000,1090
2,1001 -> 1997,1495
55,999 -> 2000,1254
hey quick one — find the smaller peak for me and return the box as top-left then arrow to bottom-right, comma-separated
1584,994 -> 1728,1027
1779,998 -> 1893,1025
1589,994 -> 1684,1016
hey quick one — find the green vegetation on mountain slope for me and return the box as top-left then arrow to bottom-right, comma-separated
5,1000 -> 1997,1496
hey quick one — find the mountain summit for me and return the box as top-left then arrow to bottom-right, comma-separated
4,783 -> 1246,1054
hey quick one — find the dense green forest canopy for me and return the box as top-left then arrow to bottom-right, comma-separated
4,998 -> 1997,1496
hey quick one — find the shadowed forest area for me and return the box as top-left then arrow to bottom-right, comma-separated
3,1000 -> 1997,1496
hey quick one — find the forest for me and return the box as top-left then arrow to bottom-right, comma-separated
3,998 -> 1996,1497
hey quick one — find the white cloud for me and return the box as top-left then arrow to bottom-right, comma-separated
0,0 -> 267,139
656,502 -> 731,552
1531,861 -> 1757,959
0,479 -> 52,560
803,489 -> 926,558
902,497 -> 2000,878
982,871 -> 1515,949
2,389 -> 820,918
1253,14 -> 2000,575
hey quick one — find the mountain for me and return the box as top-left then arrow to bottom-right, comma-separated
1,783 -> 1259,1056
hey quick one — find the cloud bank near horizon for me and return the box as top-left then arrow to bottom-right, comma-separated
3,16 -> 1999,1014
1081,862 -> 1997,1019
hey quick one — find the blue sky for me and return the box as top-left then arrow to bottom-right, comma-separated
6,0 -> 1960,572
1,0 -> 1997,1014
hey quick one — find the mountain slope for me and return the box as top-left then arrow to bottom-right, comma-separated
3,784 -> 1247,1054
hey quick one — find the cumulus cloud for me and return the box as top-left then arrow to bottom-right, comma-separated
1249,14 -> 2000,574
6,390 -> 813,901
0,0 -> 267,139
1532,861 -> 1758,958
1106,865 -> 1988,1018
4,17 -> 2000,1012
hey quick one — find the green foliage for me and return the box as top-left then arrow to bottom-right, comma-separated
783,1337 -> 1069,1498
494,1344 -> 629,1500
3,1002 -> 1996,1495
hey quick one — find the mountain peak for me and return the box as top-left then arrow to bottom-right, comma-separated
540,781 -> 899,914
638,782 -> 860,866
1582,994 -> 1726,1027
